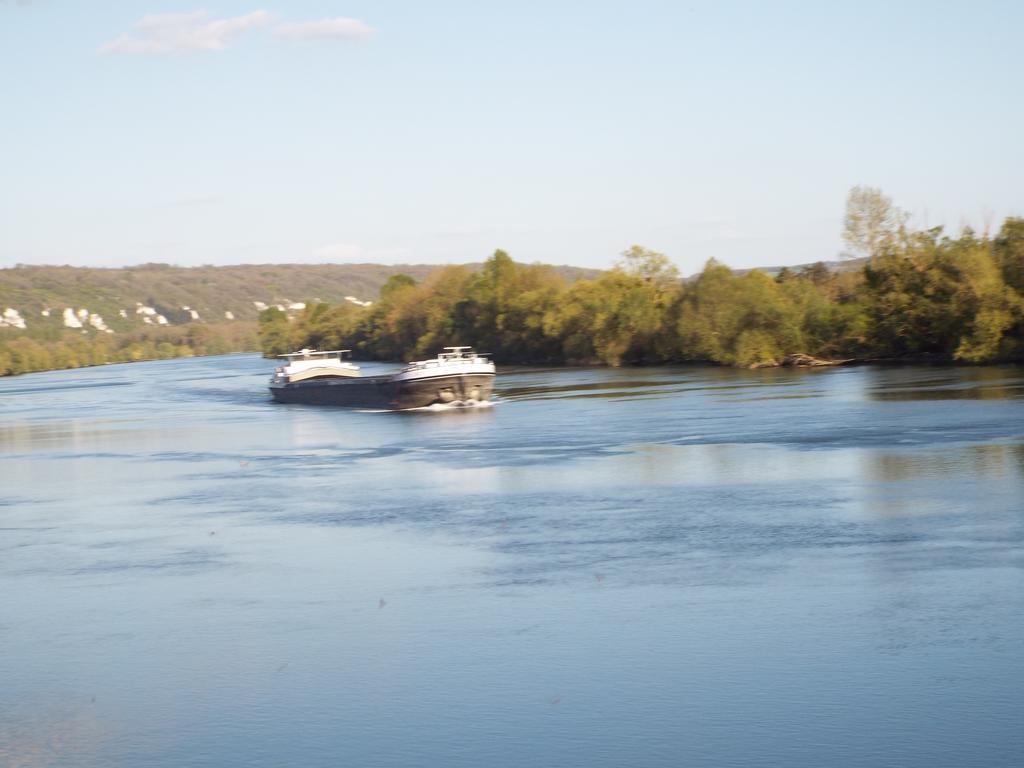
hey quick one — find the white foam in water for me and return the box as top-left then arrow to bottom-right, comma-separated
406,399 -> 495,413
353,400 -> 496,413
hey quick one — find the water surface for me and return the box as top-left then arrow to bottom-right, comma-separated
2,357 -> 1023,767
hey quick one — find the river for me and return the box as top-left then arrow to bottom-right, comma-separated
2,355 -> 1023,767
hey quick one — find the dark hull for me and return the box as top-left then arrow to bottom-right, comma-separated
270,372 -> 494,410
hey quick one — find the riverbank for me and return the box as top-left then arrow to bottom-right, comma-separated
7,346 -> 1023,379
0,324 -> 259,377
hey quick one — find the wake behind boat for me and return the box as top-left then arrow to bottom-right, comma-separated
269,347 -> 496,410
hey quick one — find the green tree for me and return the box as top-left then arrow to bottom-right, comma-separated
860,224 -> 1021,362
617,245 -> 680,286
843,186 -> 907,260
546,265 -> 675,366
993,217 -> 1024,294
380,273 -> 417,299
454,250 -> 566,362
257,307 -> 293,357
677,262 -> 802,367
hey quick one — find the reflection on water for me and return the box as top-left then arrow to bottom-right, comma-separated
867,443 -> 1022,483
1,357 -> 1023,767
866,365 -> 1024,401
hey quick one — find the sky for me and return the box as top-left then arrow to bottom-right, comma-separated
1,0 -> 1022,274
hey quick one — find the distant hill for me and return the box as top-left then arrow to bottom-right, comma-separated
727,256 -> 868,279
0,262 -> 601,334
1,257 -> 862,337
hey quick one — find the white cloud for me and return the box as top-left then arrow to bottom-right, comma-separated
100,10 -> 271,55
274,17 -> 374,41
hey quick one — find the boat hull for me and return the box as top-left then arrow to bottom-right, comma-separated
270,372 -> 494,410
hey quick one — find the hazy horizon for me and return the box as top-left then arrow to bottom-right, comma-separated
0,255 -> 849,278
2,1 -> 1021,273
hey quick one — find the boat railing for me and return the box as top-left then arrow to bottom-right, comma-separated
402,354 -> 492,371
397,346 -> 494,375
278,348 -> 352,361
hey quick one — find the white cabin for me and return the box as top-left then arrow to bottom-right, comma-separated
275,349 -> 361,383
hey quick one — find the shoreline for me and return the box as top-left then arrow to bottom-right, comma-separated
4,350 -> 1023,379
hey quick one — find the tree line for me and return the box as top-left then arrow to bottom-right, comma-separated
0,324 -> 257,377
260,190 -> 1024,367
4,188 -> 1021,376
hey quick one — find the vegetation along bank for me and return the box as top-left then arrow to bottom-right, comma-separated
261,190 -> 1024,368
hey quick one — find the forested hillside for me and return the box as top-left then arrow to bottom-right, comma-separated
0,262 -> 598,375
0,262 -> 589,323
